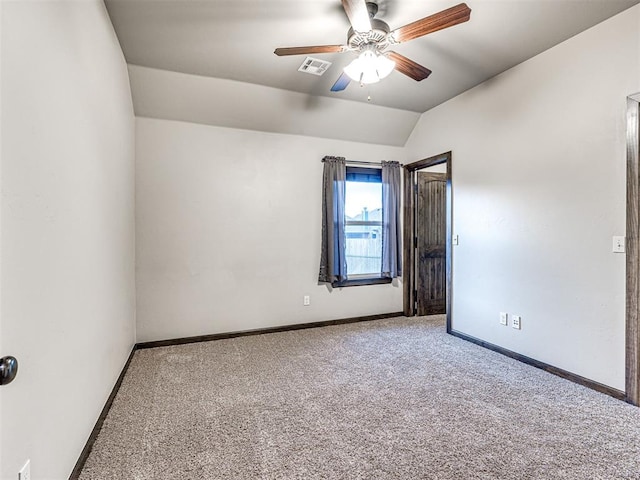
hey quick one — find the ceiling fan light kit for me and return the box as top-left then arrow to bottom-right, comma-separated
343,48 -> 395,84
274,0 -> 471,93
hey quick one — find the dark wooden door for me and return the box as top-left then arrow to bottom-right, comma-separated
416,172 -> 446,315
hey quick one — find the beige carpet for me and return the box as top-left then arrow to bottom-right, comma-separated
79,316 -> 640,479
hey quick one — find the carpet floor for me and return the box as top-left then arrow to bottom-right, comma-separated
79,316 -> 640,479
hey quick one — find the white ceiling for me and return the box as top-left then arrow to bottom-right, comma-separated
105,0 -> 639,114
127,64 -> 421,146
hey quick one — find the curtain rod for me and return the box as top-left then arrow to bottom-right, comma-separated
321,157 -> 403,167
345,160 -> 404,167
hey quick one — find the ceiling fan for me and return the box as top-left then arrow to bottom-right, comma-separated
274,0 -> 472,92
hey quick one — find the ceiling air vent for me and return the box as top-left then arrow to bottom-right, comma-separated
298,57 -> 332,76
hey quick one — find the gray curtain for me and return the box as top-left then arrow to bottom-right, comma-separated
318,156 -> 347,283
382,161 -> 402,278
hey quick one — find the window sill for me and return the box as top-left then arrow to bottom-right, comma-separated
332,277 -> 392,288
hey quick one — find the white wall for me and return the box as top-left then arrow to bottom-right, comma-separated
136,117 -> 404,342
0,0 -> 4,473
405,5 -> 640,390
0,2 -> 136,479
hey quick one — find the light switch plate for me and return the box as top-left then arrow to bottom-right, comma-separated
499,312 -> 508,325
452,235 -> 459,246
613,236 -> 625,253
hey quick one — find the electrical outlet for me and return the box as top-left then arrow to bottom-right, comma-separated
512,315 -> 521,330
499,312 -> 508,326
303,295 -> 310,306
613,236 -> 625,253
18,460 -> 30,480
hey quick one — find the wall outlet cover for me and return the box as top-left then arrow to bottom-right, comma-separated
512,315 -> 521,330
613,236 -> 626,253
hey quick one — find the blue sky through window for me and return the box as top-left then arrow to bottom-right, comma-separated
345,181 -> 382,219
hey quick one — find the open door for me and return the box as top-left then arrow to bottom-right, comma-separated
416,172 -> 447,315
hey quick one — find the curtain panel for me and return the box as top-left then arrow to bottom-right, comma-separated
382,161 -> 402,278
318,156 -> 347,283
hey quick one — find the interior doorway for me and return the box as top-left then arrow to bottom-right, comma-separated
403,152 -> 452,329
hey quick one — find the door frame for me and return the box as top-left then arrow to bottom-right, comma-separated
403,152 -> 453,331
626,93 -> 640,406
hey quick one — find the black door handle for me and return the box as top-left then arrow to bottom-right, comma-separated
0,356 -> 18,386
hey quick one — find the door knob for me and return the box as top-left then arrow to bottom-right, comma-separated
0,356 -> 18,386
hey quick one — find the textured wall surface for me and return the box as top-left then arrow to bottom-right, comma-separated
135,117 -> 405,342
0,2 -> 136,478
405,5 -> 640,390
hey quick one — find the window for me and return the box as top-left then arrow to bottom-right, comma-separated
345,167 -> 383,279
318,156 -> 401,287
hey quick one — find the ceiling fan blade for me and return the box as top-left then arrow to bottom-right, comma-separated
387,51 -> 432,81
390,3 -> 471,43
274,45 -> 346,56
341,0 -> 372,33
330,72 -> 351,92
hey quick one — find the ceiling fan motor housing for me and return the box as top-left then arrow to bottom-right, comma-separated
347,18 -> 390,50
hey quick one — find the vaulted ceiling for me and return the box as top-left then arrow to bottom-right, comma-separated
106,0 -> 638,114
